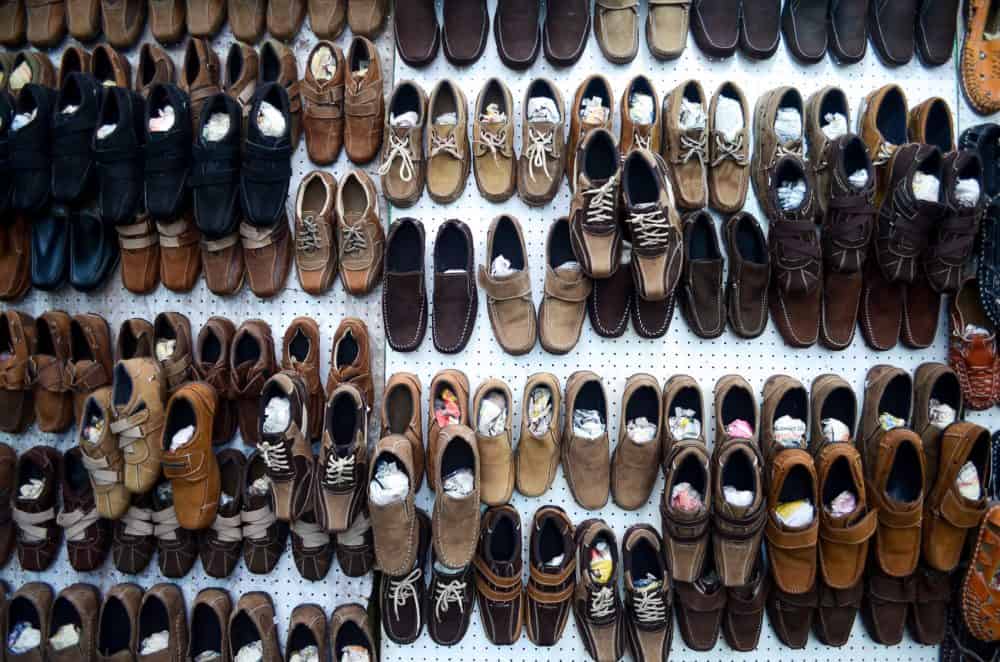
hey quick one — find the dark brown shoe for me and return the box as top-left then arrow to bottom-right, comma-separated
180,37 -> 221,136
186,0 -> 225,36
427,557 -> 476,646
814,579 -> 863,646
691,0 -> 738,57
622,524 -> 673,661
572,519 -> 625,662
29,310 -> 73,433
5,583 -> 52,658
739,0 -> 780,58
781,0 -> 827,62
723,212 -> 769,338
674,550 -> 725,650
112,492 -> 155,574
443,0 -> 488,65
868,0 -> 918,65
291,500 -> 333,580
383,218 -> 428,352
13,445 -> 61,571
0,3 -> 23,47
241,219 -> 293,299
525,505 -> 575,646
432,219 -> 477,354
326,317 -> 373,407
66,0 -> 100,40
149,0 -> 186,44
474,505 -> 523,645
723,557 -> 768,651
228,592 -> 281,661
59,447 -> 111,572
544,0 -> 590,66
194,316 -> 238,445
588,259 -> 633,338
315,384 -> 366,534
916,0 -> 959,66
25,0 -> 65,47
862,569 -> 912,644
135,43 -> 175,98
0,443 -> 15,568
680,210 -> 724,338
200,448 -> 244,578
909,565 -> 950,644
394,0 -> 439,66
380,508 -> 430,644
153,311 -> 194,395
48,583 -> 99,661
65,313 -> 113,423
230,319 -> 276,446
828,0 -> 867,63
242,451 -> 288,574
335,507 -> 374,577
494,0 -> 540,69
0,309 -> 35,433
0,214 -> 32,303
97,583 -> 141,658
151,474 -> 198,578
766,582 -> 817,648
258,371 -> 312,523
101,0 -> 146,47
281,316 -> 324,441
188,589 -> 231,661
259,39 -> 302,148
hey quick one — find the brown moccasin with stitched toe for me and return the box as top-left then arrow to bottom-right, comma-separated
563,370 -> 610,511
723,211 -> 769,338
679,210 -> 725,339
516,372 -> 560,498
432,219 -> 477,354
302,42 -> 345,167
149,0 -> 185,44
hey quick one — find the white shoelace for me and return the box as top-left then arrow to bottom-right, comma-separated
57,507 -> 100,542
323,454 -> 355,488
341,223 -> 367,254
525,128 -> 554,182
872,141 -> 897,166
430,130 -> 461,159
122,506 -> 154,537
297,216 -> 320,252
258,441 -> 289,473
589,586 -> 615,620
774,142 -> 803,162
477,126 -> 507,163
434,579 -> 467,621
633,129 -> 651,150
711,133 -> 747,167
292,517 -> 330,548
632,586 -> 666,625
583,176 -> 619,228
378,133 -> 415,182
389,568 -> 423,622
679,133 -> 707,164
628,209 -> 673,249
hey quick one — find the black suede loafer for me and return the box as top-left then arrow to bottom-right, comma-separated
11,84 -> 56,214
94,87 -> 146,226
144,83 -> 192,221
240,82 -> 292,228
192,93 -> 242,239
51,73 -> 102,205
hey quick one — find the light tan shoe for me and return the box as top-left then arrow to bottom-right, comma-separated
538,217 -> 591,354
478,215 -> 537,355
426,369 -> 469,492
611,373 -> 662,510
426,78 -> 470,204
472,378 -> 515,506
473,78 -> 516,202
515,372 -> 561,497
380,372 -> 424,492
562,370 -> 610,510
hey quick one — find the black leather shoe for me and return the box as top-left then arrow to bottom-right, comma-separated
11,84 -> 56,214
0,90 -> 14,215
192,93 -> 241,239
70,208 -> 120,291
31,205 -> 70,290
240,82 -> 292,228
144,83 -> 192,221
51,73 -> 102,205
93,87 -> 146,225
964,124 -> 1000,328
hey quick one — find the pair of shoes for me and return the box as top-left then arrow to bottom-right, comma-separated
871,0 -> 959,67
690,0 -> 782,59
393,0 -> 485,66
491,0 -> 588,69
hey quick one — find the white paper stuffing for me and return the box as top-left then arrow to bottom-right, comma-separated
234,641 -> 264,662
19,478 -> 44,500
490,255 -> 516,278
149,106 -> 176,132
140,631 -> 170,655
670,482 -> 703,511
821,418 -> 850,443
83,416 -> 105,444
248,475 -> 271,497
527,387 -> 553,436
340,645 -> 370,662
220,490 -> 234,507
49,624 -> 81,651
556,261 -> 581,273
965,324 -> 992,337
678,98 -> 706,130
912,172 -> 940,202
262,396 -> 290,434
957,461 -> 982,500
435,112 -> 457,126
442,469 -> 474,498
928,399 -> 957,429
203,113 -> 231,141
956,178 -> 982,207
580,96 -> 609,125
169,425 -> 195,452
776,500 -> 815,527
310,46 -> 336,81
479,103 -> 506,123
369,460 -> 409,506
774,107 -> 802,143
723,485 -> 753,507
477,391 -> 508,437
256,100 -> 286,138
573,409 -> 605,440
628,93 -> 654,125
827,491 -> 857,517
848,169 -> 869,189
11,110 -> 37,131
155,338 -> 176,361
389,111 -> 418,128
715,95 -> 744,142
8,622 -> 40,653
61,104 -> 79,115
777,179 -> 807,210
194,652 -> 222,662
9,61 -> 31,91
289,645 -> 320,662
668,407 -> 701,440
820,112 -> 848,140
626,417 -> 657,444
772,415 -> 806,449
527,97 -> 559,123
96,123 -> 117,139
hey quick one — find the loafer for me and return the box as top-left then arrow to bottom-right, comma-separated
5,583 -> 52,659
473,380 -> 515,506
31,206 -> 69,291
912,361 -> 963,492
51,74 -> 101,206
156,209 -> 201,293
144,83 -> 192,221
910,565 -> 950,644
828,0 -> 867,63
674,551 -> 725,650
723,212 -> 769,338
329,604 -> 376,661
116,317 -> 154,360
11,84 -> 55,214
690,0 -> 738,57
286,604 -> 328,660
230,319 -> 276,447
97,583 -> 141,658
443,0 -> 488,65
782,0 -> 827,62
8,50 -> 55,93
393,0 -> 439,67
544,0 -> 590,66
723,557 -> 768,651
479,214 -> 536,354
227,0 -> 264,42
186,0 -> 225,36
48,583 -> 99,660
138,584 -> 187,658
814,580 -> 862,646
149,0 -> 186,44
228,592 -> 281,661
594,0 -> 639,63
679,210 -> 724,338
14,446 -> 62,571
766,582 -> 817,647
0,213 -> 30,301
240,82 -> 293,228
192,317 -> 237,445
588,258 -> 632,338
494,0 -> 540,69
27,0 -> 69,47
868,0 -> 918,65
383,218 -> 428,352
187,589 -> 231,660
69,208 -> 119,293
0,0 -> 25,44
266,0 -> 305,41
432,219 -> 477,354
307,0 -> 343,38
94,87 -> 146,226
611,374 -> 662,510
346,0 -> 385,37
739,0 -> 780,58
538,217 -> 591,354
562,371 -> 610,510
101,0 -> 145,47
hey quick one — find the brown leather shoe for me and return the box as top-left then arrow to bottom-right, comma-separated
621,524 -> 672,660
472,379 -> 514,506
480,214 -> 537,355
194,316 -> 238,445
424,370 -> 469,491
116,212 -> 160,295
111,492 -> 155,574
572,519 -> 625,662
315,384 -> 366,533
302,42 -> 344,166
766,581 -> 817,648
241,217 -> 293,299
764,449 -> 818,595
0,2 -> 24,47
814,579 -> 862,646
679,210 -> 725,338
474,505 -> 524,645
611,373 -> 661,510
286,604 -> 327,661
962,0 -> 1000,115
858,84 -> 908,200
259,39 -> 301,148
431,219 -> 477,354
227,0 -> 263,42
97,583 -> 141,659
382,219 -> 428,351
308,0 -> 342,37
223,42 -> 258,125
149,0 -> 185,43
329,603 -> 375,660
266,0 -> 304,40
0,214 -> 32,302
230,319 -> 275,447
426,79 -> 470,203
517,78 -> 565,207
563,370 -> 610,510
200,448 -> 244,577
101,0 -> 146,47
0,443 -> 15,567
294,171 -> 338,295
909,565 -> 949,644
180,37 -> 221,135
805,86 -> 850,215
752,86 -> 804,214
368,433 -> 420,575
912,362 -> 963,493
188,589 -> 231,661
186,0 -> 224,35
135,43 -> 175,98
5,583 -> 52,659
13,445 -> 62,571
29,310 -> 73,433
620,74 -> 659,154
281,316 -> 324,441
228,592 -> 281,661
344,37 -> 383,165
393,0 -> 437,65
161,381 -> 220,530
723,556 -> 767,651
242,450 -> 288,573
66,0 -> 99,39
48,583 -> 99,661
257,371 -> 312,522
525,505 -> 575,646
348,0 -> 385,36
138,584 -> 187,659
674,550 -> 725,651
151,473 -> 198,578
380,372 -> 424,492
514,372 -> 559,498
59,447 -> 111,571
567,75 -> 613,183
78,387 -> 130,520
7,50 -> 54,93
472,78 -> 516,202
152,311 -> 194,395
379,508 -> 430,644
337,169 -> 384,295
0,309 -> 35,433
663,80 -> 708,209
157,211 -> 202,293
723,212 -> 769,338
326,317 -> 373,406
25,0 -> 65,47
62,314 -> 112,422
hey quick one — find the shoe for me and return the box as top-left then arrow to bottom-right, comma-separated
432,219 -> 477,353
426,80 -> 470,203
286,604 -> 328,660
98,583 -> 141,657
949,279 -> 1000,409
621,524 -> 672,661
13,445 -> 61,570
674,550 -> 725,650
336,169 -> 384,296
862,568 -> 911,644
326,317 -> 374,406
663,81 -> 708,209
525,505 -> 575,646
383,218 -> 428,352
192,318 -> 238,445
538,218 -> 591,354
611,374 -> 662,510
135,43 -> 175,99
0,310 -> 35,432
647,0 -> 689,58
161,382 -> 220,530
335,508 -> 374,576
346,0 -> 385,36
594,0 -> 639,63
66,0 -> 99,39
764,447 -> 819,594
11,84 -> 55,214
241,217 -> 292,299
153,209 -> 199,292
51,73 -> 100,206
909,96 -> 955,153
960,503 -> 1000,641
868,0 -> 918,65
58,446 -> 109,568
94,87 -> 145,226
69,209 -> 119,293
563,371 -> 610,510
569,128 -> 621,279
859,365 -> 924,578
117,317 -> 154,360
814,579 -> 862,646
143,83 -> 192,223
230,319 -> 276,446
241,82 -> 292,231
912,362 -> 962,493
516,79 -> 564,206
329,604 -> 375,659
751,86 -> 805,215
760,373 -> 809,460
723,556 -> 768,650
0,445 -> 14,566
0,0 -> 24,43
443,0 -> 488,65
572,519 -> 625,662
379,509 -> 430,644
150,473 -> 198,578
480,215 -> 537,354
8,50 -> 55,93
291,496 -> 333,580
711,374 -> 765,587
266,0 -> 304,41
228,592 -> 281,661
91,44 -> 130,88
828,0 -> 868,63
962,0 -> 1000,114
620,75 -> 659,154
691,0 -> 738,57
78,387 -> 130,520
257,371 -> 311,522
187,589 -> 231,660
568,75 -> 613,184
766,582 -> 817,647
111,492 -> 155,573
430,424 -> 480,570
679,210 -> 724,338
241,451 -> 288,573
48,583 -> 100,660
782,0 -> 827,62
378,81 -> 427,207
153,311 -> 194,395
179,37 -> 221,136
472,78 -> 516,202
279,317 -> 323,443
0,213 -> 30,302
30,310 -> 73,433
222,42 -> 258,126
6,583 -> 54,661
859,84 -> 909,199
343,36 -> 384,165
472,379 -> 515,506
910,565 -> 950,644
922,148 -> 985,292
227,0 -> 263,42
258,40 -> 301,148
475,505 -> 524,644
722,212 -> 769,338
494,0 -> 540,68
293,172 -> 338,295
378,372 -> 424,492
708,82 -> 750,214
544,0 -> 590,66
186,0 -> 225,35
110,358 -> 165,496
302,42 -> 344,166
307,0 -> 342,38
425,370 -> 470,491
805,86 -> 850,215
138,584 -> 187,659
101,0 -> 146,47
149,0 -> 185,44
588,257 -> 632,338
199,449 -> 244,577
316,384 -> 367,532
740,0 -> 780,58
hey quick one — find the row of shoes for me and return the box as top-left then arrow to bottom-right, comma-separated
0,0 -> 387,46
0,582 -> 375,661
390,0 -> 960,68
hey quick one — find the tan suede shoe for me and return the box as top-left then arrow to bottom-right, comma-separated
538,217 -> 592,354
473,378 -> 515,506
344,36 -> 384,165
336,169 -> 384,296
708,82 -> 750,214
431,424 -> 480,569
515,372 -> 560,498
426,78 -> 470,204
479,214 -> 537,355
368,433 -> 419,576
647,0 -> 689,58
78,386 -> 131,519
473,78 -> 516,202
381,372 -> 425,492
65,0 -> 99,38
347,0 -> 385,37
111,358 -> 166,494
161,382 -> 220,530
294,170 -> 338,295
611,373 -> 662,510
663,80 -> 708,210
307,0 -> 343,38
426,369 -> 469,491
378,80 -> 427,207
563,370 -> 610,510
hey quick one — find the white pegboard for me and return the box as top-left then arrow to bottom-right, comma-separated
383,2 -> 996,661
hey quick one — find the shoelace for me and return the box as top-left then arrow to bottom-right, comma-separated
633,127 -> 651,150
434,579 -> 467,621
430,130 -> 462,160
583,176 -> 619,229
872,141 -> 897,166
389,568 -> 423,622
341,223 -> 367,254
525,128 -> 554,182
477,126 -> 507,164
628,208 -> 673,249
774,141 -> 803,162
258,440 -> 290,473
57,507 -> 100,542
121,505 -> 154,537
322,454 -> 355,488
589,586 -> 615,620
291,517 -> 329,548
679,133 -> 707,165
13,507 -> 54,543
152,506 -> 181,541
711,133 -> 747,166
632,586 -> 667,625
297,215 -> 321,253
242,506 -> 277,541
378,132 -> 415,182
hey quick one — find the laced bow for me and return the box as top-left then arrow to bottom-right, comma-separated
434,578 -> 467,621
679,132 -> 707,165
589,586 -> 615,620
525,128 -> 555,182
430,129 -> 462,160
712,133 -> 747,166
389,568 -> 423,622
378,132 -> 415,182
582,176 -> 619,230
297,216 -> 321,253
477,125 -> 508,163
